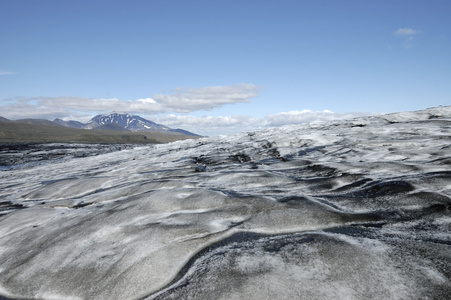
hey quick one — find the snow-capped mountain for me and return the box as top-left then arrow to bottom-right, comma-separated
84,112 -> 170,132
55,112 -> 201,136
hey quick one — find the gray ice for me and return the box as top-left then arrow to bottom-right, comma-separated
1,106 -> 450,299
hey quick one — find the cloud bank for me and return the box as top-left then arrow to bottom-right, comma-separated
1,83 -> 261,120
153,110 -> 368,136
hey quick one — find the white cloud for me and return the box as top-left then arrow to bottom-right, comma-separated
38,96 -> 165,114
263,110 -> 334,126
0,70 -> 15,75
153,110 -> 368,136
153,83 -> 262,113
393,27 -> 422,49
152,114 -> 260,136
0,83 -> 262,120
394,28 -> 422,36
0,100 -> 72,120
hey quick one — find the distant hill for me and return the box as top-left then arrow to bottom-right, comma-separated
54,118 -> 85,129
11,118 -> 63,127
170,128 -> 202,136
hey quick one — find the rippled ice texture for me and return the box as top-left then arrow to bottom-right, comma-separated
1,106 -> 451,299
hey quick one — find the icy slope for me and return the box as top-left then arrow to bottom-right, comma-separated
0,106 -> 451,299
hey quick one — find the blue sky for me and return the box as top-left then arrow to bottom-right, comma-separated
1,0 -> 450,136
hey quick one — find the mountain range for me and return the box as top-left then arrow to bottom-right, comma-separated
0,112 -> 201,144
2,112 -> 200,135
55,112 -> 201,136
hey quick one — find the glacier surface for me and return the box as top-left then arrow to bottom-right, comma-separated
1,106 -> 451,299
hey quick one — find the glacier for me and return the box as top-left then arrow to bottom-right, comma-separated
0,106 -> 450,299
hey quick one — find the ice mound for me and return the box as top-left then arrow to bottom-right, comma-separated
1,106 -> 450,299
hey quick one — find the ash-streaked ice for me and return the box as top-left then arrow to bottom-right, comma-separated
1,106 -> 450,299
